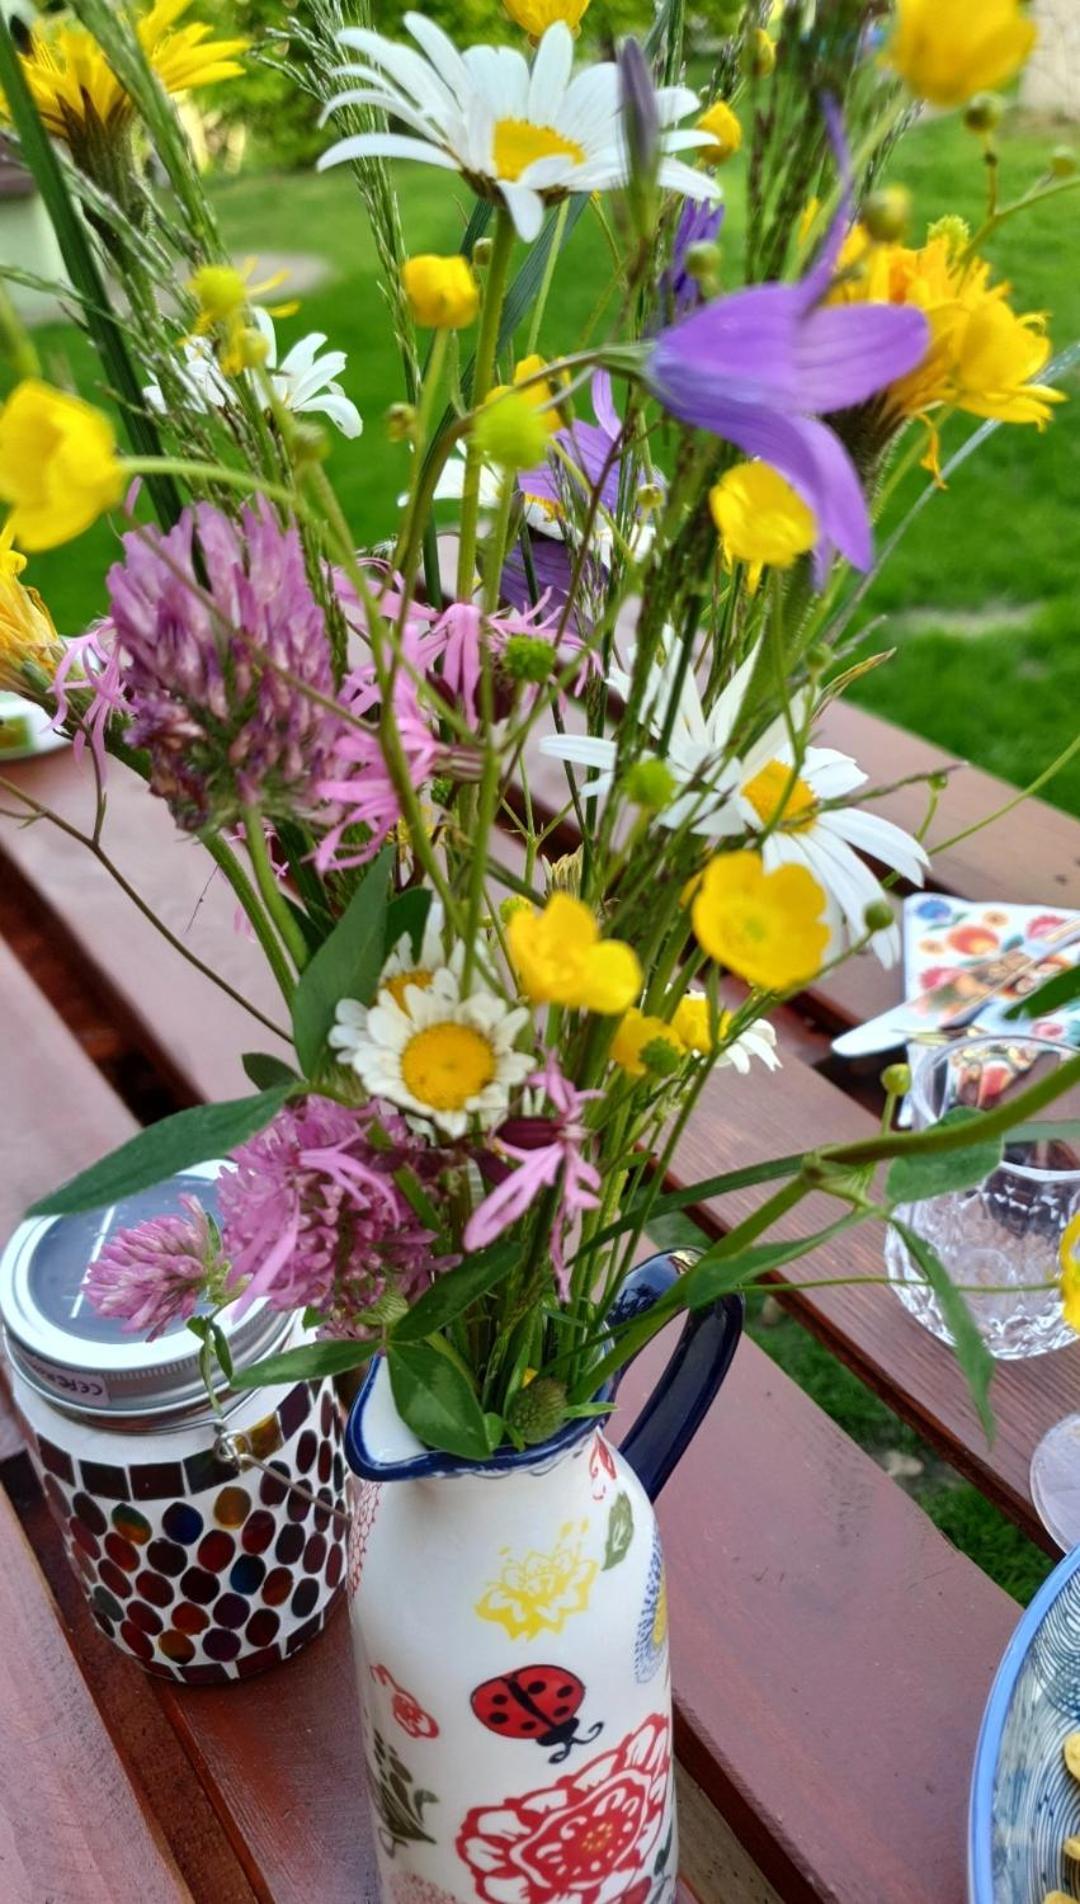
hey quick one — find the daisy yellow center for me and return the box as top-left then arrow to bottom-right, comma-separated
492,119 -> 586,183
743,758 -> 817,833
400,1022 -> 496,1112
384,967 -> 434,1010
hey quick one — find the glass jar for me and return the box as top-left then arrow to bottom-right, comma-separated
885,1035 -> 1080,1358
0,1165 -> 348,1682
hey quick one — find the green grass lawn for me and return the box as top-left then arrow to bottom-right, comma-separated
15,105 -> 1079,1605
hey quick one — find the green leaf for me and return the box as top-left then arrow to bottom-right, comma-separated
602,1491 -> 634,1570
30,1087 -> 293,1217
211,1322 -> 234,1383
677,1216 -> 860,1313
388,1341 -> 494,1460
886,1107 -> 1003,1205
386,888 -> 433,964
242,1052 -> 301,1092
891,1219 -> 995,1441
1005,964 -> 1080,1022
291,849 -> 391,1075
230,1338 -> 375,1389
391,1241 -> 520,1344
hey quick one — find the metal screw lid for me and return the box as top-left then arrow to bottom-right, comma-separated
0,1163 -> 291,1419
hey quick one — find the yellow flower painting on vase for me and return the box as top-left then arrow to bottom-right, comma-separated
475,1521 -> 598,1640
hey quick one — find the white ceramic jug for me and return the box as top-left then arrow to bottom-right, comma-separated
344,1253 -> 743,1904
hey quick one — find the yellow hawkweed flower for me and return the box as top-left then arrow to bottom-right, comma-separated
822,226 -> 1064,471
0,545 -> 62,692
5,0 -> 247,145
0,380 -> 124,553
401,254 -> 479,330
696,100 -> 742,164
507,893 -> 641,1015
691,850 -> 829,992
949,298 -> 1064,426
610,1009 -> 685,1078
887,0 -> 1036,108
709,462 -> 817,593
1059,1212 -> 1080,1333
502,0 -> 591,38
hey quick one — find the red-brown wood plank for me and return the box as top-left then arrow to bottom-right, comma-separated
0,1481 -> 192,1903
619,1319 -> 1017,1904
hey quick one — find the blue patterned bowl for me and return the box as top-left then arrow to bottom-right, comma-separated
970,1544 -> 1080,1902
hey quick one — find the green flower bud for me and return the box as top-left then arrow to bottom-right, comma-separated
964,92 -> 1004,134
472,235 -> 494,268
1051,145 -> 1078,179
291,419 -> 330,465
624,756 -> 676,811
503,633 -> 555,684
506,1376 -> 568,1447
927,214 -> 970,258
367,1289 -> 411,1327
863,898 -> 895,934
881,1062 -> 912,1096
862,185 -> 913,244
385,401 -> 416,443
641,1035 -> 683,1078
684,239 -> 722,282
472,391 -> 551,470
638,482 -> 664,511
500,894 -> 533,926
429,774 -> 455,807
928,770 -> 950,792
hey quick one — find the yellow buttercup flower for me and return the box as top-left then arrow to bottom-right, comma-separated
507,893 -> 641,1015
709,462 -> 817,593
610,1009 -> 685,1079
0,548 -> 62,692
887,0 -> 1036,108
691,850 -> 829,992
0,380 -> 124,553
1059,1213 -> 1080,1333
189,260 -> 299,376
502,0 -> 591,38
401,254 -> 479,330
671,994 -> 719,1054
5,0 -> 247,145
696,99 -> 742,164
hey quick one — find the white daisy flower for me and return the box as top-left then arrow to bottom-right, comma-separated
143,310 -> 362,439
721,1018 -> 780,1075
331,967 -> 533,1138
317,16 -> 720,243
542,641 -> 928,967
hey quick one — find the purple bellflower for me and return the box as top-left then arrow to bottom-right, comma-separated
646,114 -> 931,578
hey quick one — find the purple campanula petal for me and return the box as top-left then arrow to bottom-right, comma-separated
794,301 -> 932,413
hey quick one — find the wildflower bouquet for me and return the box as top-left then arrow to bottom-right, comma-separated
1,0 -> 1077,1458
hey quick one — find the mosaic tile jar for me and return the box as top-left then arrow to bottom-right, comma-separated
0,1167 -> 347,1683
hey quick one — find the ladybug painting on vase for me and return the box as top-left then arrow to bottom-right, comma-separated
470,1665 -> 603,1762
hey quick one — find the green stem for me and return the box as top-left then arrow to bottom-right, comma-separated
456,210 -> 515,601
201,833 -> 298,1008
241,808 -> 308,977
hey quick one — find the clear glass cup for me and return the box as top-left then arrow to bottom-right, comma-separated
885,1035 -> 1080,1359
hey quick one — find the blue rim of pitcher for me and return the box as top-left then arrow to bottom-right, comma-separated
344,1354 -> 611,1482
968,1540 -> 1080,1903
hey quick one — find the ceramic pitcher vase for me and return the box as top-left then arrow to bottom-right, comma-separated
344,1253 -> 743,1904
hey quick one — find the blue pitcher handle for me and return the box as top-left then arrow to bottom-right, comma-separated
607,1251 -> 743,1504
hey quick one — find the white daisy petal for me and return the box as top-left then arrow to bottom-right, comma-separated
318,132 -> 460,173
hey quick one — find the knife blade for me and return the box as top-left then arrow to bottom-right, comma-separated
832,919 -> 1080,1059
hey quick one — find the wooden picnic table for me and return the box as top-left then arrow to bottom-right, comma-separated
1,700 -> 1076,1904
